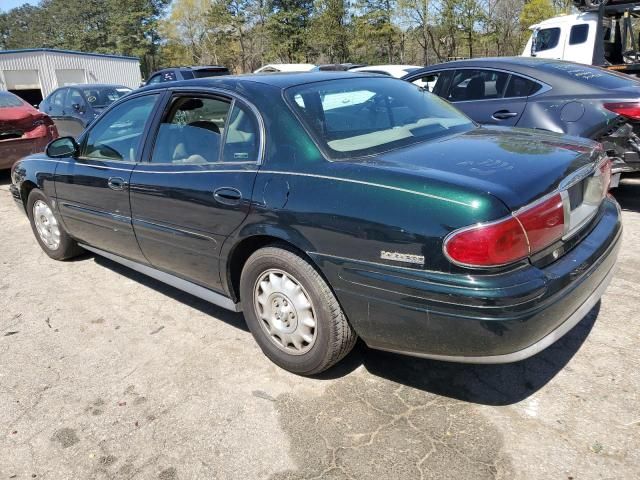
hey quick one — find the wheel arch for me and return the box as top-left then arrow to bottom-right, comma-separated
20,180 -> 38,213
224,228 -> 320,303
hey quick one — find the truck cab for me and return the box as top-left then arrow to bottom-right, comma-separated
523,2 -> 640,75
523,13 -> 600,65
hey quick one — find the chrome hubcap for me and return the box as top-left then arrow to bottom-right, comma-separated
33,200 -> 61,250
254,269 -> 317,355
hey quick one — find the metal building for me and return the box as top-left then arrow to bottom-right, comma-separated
0,48 -> 141,105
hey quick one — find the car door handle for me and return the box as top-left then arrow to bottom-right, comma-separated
492,110 -> 519,120
213,187 -> 242,206
107,177 -> 128,191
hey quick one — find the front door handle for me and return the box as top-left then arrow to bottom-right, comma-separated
213,187 -> 242,206
492,110 -> 519,120
107,177 -> 128,191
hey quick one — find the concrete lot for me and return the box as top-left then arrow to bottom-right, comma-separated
0,169 -> 639,480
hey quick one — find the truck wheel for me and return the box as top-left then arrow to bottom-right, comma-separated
240,245 -> 357,375
27,189 -> 83,260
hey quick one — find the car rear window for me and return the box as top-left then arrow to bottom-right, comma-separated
0,92 -> 24,107
544,62 -> 640,89
286,77 -> 474,160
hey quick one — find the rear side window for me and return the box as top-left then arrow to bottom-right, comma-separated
569,24 -> 589,45
180,70 -> 195,79
448,69 -> 510,101
504,76 -> 543,98
534,28 -> 561,52
150,96 -> 259,164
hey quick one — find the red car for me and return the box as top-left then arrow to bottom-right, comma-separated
0,91 -> 58,170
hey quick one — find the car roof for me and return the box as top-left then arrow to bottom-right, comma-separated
411,57 -> 605,82
138,71 -> 386,93
75,83 -> 130,89
530,12 -> 596,29
156,66 -> 228,71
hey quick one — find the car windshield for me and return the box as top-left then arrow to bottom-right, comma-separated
0,92 -> 24,108
81,86 -> 132,108
286,78 -> 474,159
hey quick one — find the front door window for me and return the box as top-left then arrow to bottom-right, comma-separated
81,94 -> 159,162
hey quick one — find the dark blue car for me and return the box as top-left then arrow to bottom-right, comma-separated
39,84 -> 132,138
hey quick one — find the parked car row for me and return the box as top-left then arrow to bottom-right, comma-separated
10,71 -> 621,375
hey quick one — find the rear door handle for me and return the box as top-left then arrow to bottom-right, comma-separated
213,187 -> 242,206
492,110 -> 519,120
107,177 -> 128,191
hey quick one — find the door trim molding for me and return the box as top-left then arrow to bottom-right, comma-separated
80,244 -> 241,312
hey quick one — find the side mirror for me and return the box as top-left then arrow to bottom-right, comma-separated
46,136 -> 79,158
72,103 -> 85,113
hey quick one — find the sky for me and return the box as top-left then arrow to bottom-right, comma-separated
1,0 -> 38,12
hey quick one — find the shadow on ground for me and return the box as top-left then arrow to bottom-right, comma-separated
90,249 -> 599,406
0,170 -> 11,186
321,303 -> 599,406
92,255 -> 248,332
613,175 -> 640,212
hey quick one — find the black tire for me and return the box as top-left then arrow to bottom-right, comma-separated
240,245 -> 357,375
27,189 -> 83,260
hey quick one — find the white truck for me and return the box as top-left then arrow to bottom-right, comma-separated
523,1 -> 640,76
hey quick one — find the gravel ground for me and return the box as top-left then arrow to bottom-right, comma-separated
1,169 -> 639,480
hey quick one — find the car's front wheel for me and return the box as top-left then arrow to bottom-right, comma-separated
240,246 -> 357,375
27,189 -> 83,260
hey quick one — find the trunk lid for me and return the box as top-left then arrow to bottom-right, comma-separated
0,105 -> 41,140
364,126 -> 602,211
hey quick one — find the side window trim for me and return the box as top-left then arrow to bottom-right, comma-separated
77,91 -> 164,164
143,89 -> 264,166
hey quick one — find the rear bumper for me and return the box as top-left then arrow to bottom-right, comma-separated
0,135 -> 53,170
312,198 -> 622,363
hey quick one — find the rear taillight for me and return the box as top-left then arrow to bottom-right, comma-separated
445,193 -> 566,268
516,193 -> 565,254
604,102 -> 640,121
444,217 -> 529,268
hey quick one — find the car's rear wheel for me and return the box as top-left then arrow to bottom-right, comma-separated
240,246 -> 357,375
27,189 -> 83,260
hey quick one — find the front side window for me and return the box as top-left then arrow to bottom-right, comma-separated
66,89 -> 85,109
51,89 -> 67,108
147,75 -> 162,85
411,71 -> 446,93
150,96 -> 259,164
448,69 -> 509,101
534,28 -> 561,52
286,77 -> 474,160
81,94 -> 159,161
